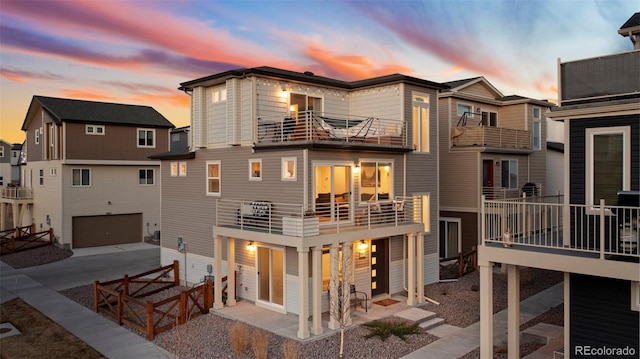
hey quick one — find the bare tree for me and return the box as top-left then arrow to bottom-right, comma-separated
329,243 -> 352,358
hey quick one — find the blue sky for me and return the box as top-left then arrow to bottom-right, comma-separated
0,0 -> 636,143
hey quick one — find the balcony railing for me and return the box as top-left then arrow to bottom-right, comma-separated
1,187 -> 33,200
214,197 -> 420,237
482,195 -> 640,260
452,126 -> 530,150
482,185 -> 544,200
256,111 -> 408,148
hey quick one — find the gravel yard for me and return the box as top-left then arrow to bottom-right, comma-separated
4,245 -> 564,358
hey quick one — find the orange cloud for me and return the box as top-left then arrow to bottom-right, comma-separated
56,88 -> 117,101
1,73 -> 25,83
445,65 -> 464,75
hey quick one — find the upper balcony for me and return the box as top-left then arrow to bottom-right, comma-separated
479,195 -> 639,280
1,187 -> 33,201
255,111 -> 411,152
451,113 -> 530,153
212,197 -> 423,246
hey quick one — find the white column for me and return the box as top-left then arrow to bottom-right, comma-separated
342,242 -> 352,326
297,247 -> 310,339
407,233 -> 416,306
564,272 -> 570,355
213,235 -> 223,309
311,246 -> 323,335
227,238 -> 236,306
479,261 -> 494,359
328,243 -> 339,330
416,232 -> 425,304
507,264 -> 520,359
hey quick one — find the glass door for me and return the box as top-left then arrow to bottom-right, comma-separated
314,164 -> 352,223
257,246 -> 284,307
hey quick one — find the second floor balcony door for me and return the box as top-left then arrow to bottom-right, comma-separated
314,164 -> 352,223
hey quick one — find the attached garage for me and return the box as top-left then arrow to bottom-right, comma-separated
72,213 -> 142,248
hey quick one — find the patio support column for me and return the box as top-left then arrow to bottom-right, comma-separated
227,237 -> 236,306
297,247 -> 310,339
0,203 -> 6,230
507,264 -> 520,359
328,243 -> 339,330
407,233 -> 416,306
311,246 -> 323,335
12,204 -> 20,228
342,242 -> 352,326
479,260 -> 494,359
564,272 -> 570,357
213,235 -> 223,310
416,232 -> 424,304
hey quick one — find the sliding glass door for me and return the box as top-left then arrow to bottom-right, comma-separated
314,164 -> 352,223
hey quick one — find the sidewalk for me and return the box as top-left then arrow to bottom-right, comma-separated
0,244 -> 173,359
402,282 -> 564,359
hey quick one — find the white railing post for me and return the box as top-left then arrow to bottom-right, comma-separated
599,199 -> 605,259
481,195 -> 486,245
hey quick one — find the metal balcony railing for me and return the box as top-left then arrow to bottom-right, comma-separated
482,195 -> 640,260
256,111 -> 408,148
452,126 -> 531,149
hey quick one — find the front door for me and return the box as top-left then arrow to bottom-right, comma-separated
371,238 -> 389,296
257,246 -> 284,308
314,164 -> 352,223
483,160 -> 494,198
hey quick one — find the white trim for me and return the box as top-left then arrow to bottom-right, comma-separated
62,159 -> 161,165
254,245 -> 287,314
282,157 -> 297,181
137,128 -> 156,148
170,162 -> 178,177
206,160 -> 221,196
179,162 -> 187,177
412,92 -> 430,153
631,281 -> 639,312
439,217 -> 462,258
71,168 -> 91,187
249,158 -> 262,181
585,126 -> 630,206
413,192 -> 431,233
138,168 -> 155,186
85,124 -> 105,135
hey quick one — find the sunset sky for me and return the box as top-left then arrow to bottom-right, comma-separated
0,0 -> 636,144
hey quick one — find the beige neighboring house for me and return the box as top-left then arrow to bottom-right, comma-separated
0,140 -> 11,187
438,77 -> 554,257
153,66 -> 446,339
17,96 -> 174,248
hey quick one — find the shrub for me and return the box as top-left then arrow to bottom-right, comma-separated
251,329 -> 270,359
363,319 -> 420,342
229,322 -> 249,356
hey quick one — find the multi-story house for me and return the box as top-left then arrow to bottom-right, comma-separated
0,140 -> 28,230
19,96 -> 174,248
0,140 -> 11,187
154,66 -> 445,339
438,77 -> 554,258
477,13 -> 639,358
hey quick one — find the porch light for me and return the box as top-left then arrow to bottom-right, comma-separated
384,165 -> 390,172
358,240 -> 368,258
280,89 -> 289,98
246,241 -> 256,252
353,164 -> 361,174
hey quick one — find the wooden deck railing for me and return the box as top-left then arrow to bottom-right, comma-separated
0,226 -> 52,255
439,246 -> 478,279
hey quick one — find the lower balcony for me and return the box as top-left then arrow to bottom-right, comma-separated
451,126 -> 531,152
213,197 -> 422,245
1,187 -> 33,200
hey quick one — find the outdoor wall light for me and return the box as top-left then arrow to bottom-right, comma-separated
358,240 -> 368,258
280,89 -> 289,99
246,241 -> 257,252
353,164 -> 361,174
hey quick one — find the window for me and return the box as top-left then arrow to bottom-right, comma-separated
412,94 -> 429,152
439,218 -> 461,258
137,129 -> 155,148
533,107 -> 541,119
457,103 -> 472,117
501,160 -> 518,189
86,125 -> 105,135
212,89 -> 227,103
171,133 -> 180,142
72,168 -> 90,187
282,157 -> 296,181
481,111 -> 497,127
0,146 -> 3,157
206,161 -> 221,195
35,129 -> 40,145
533,119 -> 541,150
179,162 -> 187,177
249,159 -> 262,181
421,194 -> 430,233
586,126 -> 630,206
170,162 -> 187,177
138,169 -> 154,185
39,169 -> 44,186
360,161 -> 393,203
170,162 -> 178,177
0,176 -> 3,186
50,168 -> 57,176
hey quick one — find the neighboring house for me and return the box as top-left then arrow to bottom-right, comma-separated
0,140 -> 10,187
153,66 -> 445,339
546,141 -> 564,197
170,126 -> 190,153
18,96 -> 174,248
437,77 -> 554,257
477,13 -> 639,358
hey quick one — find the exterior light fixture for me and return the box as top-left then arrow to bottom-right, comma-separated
246,241 -> 257,251
353,164 -> 361,174
358,240 -> 368,258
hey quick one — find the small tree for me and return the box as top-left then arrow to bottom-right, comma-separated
329,243 -> 352,358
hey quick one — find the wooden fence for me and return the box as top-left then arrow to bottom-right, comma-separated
94,260 -> 233,340
0,225 -> 53,255
439,246 -> 478,279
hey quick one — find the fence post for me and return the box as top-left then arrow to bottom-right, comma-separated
30,223 -> 35,235
205,279 -> 213,312
93,281 -> 100,313
146,301 -> 155,340
173,260 -> 180,286
458,252 -> 464,277
48,228 -> 53,245
117,292 -> 123,325
123,275 -> 129,296
179,291 -> 187,324
599,199 -> 605,259
472,246 -> 478,268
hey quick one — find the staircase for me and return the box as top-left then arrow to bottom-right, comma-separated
393,307 -> 448,332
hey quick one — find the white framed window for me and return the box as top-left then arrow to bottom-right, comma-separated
206,160 -> 221,196
457,103 -> 473,117
360,161 -> 393,203
413,193 -> 430,233
212,89 -> 227,103
86,125 -> 105,135
170,162 -> 178,177
439,217 -> 461,258
532,107 -> 541,120
50,168 -> 57,176
72,168 -> 90,187
179,162 -> 187,177
0,176 -> 3,186
137,128 -> 155,148
138,169 -> 154,185
249,159 -> 262,181
481,111 -> 497,127
412,93 -> 430,153
39,169 -> 44,186
501,159 -> 518,189
171,133 -> 180,142
586,126 -> 630,206
282,157 -> 296,181
0,146 -> 3,157
533,119 -> 541,150
35,129 -> 40,145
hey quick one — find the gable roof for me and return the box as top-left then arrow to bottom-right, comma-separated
441,76 -> 504,98
22,96 -> 174,130
179,66 -> 448,91
619,12 -> 640,30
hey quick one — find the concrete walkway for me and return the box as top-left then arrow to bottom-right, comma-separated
401,282 -> 564,359
0,244 -> 172,359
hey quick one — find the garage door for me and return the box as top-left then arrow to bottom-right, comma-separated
72,213 -> 142,248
